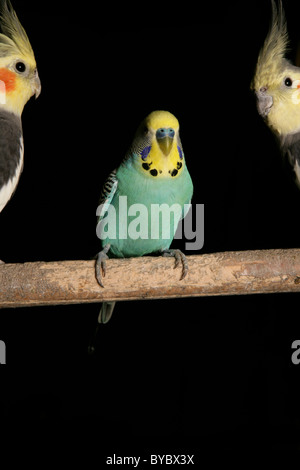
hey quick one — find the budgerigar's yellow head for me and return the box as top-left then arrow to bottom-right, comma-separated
252,0 -> 300,135
0,0 -> 41,115
129,110 -> 185,179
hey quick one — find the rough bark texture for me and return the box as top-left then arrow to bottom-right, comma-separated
0,249 -> 300,308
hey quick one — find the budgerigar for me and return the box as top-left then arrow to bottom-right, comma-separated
91,110 -> 193,340
252,0 -> 300,187
0,0 -> 41,216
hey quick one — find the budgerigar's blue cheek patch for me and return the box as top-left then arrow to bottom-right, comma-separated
141,146 -> 151,161
177,146 -> 183,160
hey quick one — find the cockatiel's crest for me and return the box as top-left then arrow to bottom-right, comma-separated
0,0 -> 34,60
253,0 -> 289,91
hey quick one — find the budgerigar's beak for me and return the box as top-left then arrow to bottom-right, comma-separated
256,87 -> 273,118
156,128 -> 175,156
32,70 -> 41,99
158,135 -> 173,156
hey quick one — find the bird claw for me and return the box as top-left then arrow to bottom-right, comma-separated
161,249 -> 188,280
95,244 -> 110,288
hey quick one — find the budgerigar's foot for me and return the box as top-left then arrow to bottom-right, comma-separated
161,248 -> 188,280
95,244 -> 110,288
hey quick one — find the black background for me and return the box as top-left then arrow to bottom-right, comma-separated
1,0 -> 300,454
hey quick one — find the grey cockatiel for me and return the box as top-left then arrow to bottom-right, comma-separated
0,0 -> 41,215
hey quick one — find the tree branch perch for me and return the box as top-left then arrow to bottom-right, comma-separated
0,249 -> 300,308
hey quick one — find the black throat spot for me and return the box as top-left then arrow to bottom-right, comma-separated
142,161 -> 159,177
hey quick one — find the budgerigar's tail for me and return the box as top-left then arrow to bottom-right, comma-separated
88,301 -> 116,354
98,301 -> 116,324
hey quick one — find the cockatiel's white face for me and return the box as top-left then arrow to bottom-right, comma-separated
252,0 -> 300,136
0,0 -> 41,115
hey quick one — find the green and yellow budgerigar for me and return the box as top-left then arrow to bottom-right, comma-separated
252,0 -> 300,186
92,110 -> 193,331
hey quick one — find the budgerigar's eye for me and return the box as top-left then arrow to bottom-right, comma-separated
284,77 -> 293,87
15,61 -> 26,73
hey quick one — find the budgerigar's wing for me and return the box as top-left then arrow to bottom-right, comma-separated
98,169 -> 118,220
181,199 -> 192,221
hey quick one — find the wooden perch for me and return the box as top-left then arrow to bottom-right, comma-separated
0,249 -> 300,308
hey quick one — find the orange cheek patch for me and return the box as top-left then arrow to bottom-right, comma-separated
0,68 -> 16,93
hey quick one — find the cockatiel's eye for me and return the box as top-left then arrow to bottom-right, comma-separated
284,77 -> 293,87
15,61 -> 26,74
283,77 -> 300,89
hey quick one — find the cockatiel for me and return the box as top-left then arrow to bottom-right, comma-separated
91,110 -> 193,339
0,0 -> 41,215
252,0 -> 300,187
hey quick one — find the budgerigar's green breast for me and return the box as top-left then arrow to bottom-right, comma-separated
101,158 -> 193,258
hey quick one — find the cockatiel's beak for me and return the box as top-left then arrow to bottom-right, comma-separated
32,70 -> 41,98
256,87 -> 273,118
156,127 -> 175,156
